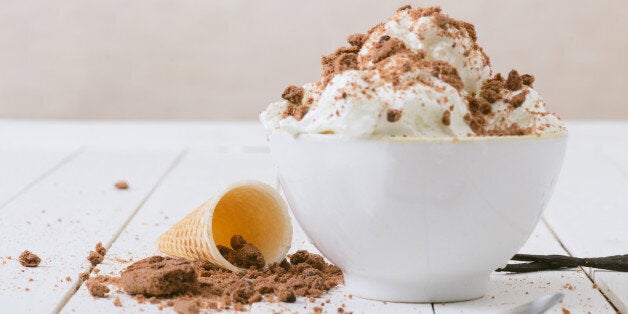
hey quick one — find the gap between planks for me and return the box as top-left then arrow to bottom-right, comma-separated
52,149 -> 188,314
542,218 -> 621,313
0,147 -> 84,210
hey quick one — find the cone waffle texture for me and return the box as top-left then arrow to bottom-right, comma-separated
155,180 -> 293,272
156,201 -> 217,262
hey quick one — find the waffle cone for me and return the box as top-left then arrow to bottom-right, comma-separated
156,180 -> 292,272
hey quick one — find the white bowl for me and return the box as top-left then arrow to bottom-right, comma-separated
268,131 -> 567,303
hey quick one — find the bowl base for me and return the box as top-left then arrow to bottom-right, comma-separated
344,272 -> 488,303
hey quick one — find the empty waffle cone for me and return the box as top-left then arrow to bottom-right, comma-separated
156,180 -> 292,272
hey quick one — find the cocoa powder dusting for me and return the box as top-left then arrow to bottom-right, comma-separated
19,250 -> 41,267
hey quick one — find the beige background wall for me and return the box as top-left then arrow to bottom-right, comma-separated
1,0 -> 627,120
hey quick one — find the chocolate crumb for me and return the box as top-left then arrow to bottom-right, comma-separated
430,60 -> 464,90
397,4 -> 412,12
507,90 -> 529,108
487,123 -> 530,136
279,290 -> 296,303
480,76 -> 504,103
386,108 -> 403,122
219,235 -> 265,270
442,110 -> 451,126
87,251 -> 104,266
347,34 -> 367,48
121,256 -> 198,296
433,12 -> 477,42
283,104 -> 310,121
173,299 -> 200,314
321,46 -> 360,86
113,297 -> 122,307
334,53 -> 358,73
282,85 -> 305,104
86,279 -> 110,297
505,70 -> 523,91
521,74 -> 535,87
561,307 -> 570,314
114,181 -> 129,190
95,242 -> 107,256
369,37 -> 406,63
79,272 -> 90,281
230,235 -> 247,250
19,250 -> 41,267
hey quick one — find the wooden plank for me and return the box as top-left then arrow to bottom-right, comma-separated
532,127 -> 628,311
0,148 -> 80,208
595,272 -> 628,313
61,150 -> 434,314
433,222 -> 615,313
545,139 -> 628,257
0,120 -> 268,150
0,148 -> 182,313
434,271 -> 613,314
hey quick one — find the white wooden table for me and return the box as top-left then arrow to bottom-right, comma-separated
0,120 -> 626,314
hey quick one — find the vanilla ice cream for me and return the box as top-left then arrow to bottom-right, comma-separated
260,5 -> 566,139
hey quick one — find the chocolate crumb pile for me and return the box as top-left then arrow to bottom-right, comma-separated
217,235 -> 265,269
19,250 -> 41,267
90,247 -> 343,312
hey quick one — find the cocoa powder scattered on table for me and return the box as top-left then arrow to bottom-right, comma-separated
97,236 -> 343,312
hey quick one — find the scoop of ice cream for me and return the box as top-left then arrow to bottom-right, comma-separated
260,5 -> 565,138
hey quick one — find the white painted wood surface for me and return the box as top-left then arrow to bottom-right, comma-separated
0,120 -> 626,314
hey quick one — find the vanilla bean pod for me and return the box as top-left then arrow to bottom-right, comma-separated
496,254 -> 628,273
496,261 -> 568,273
